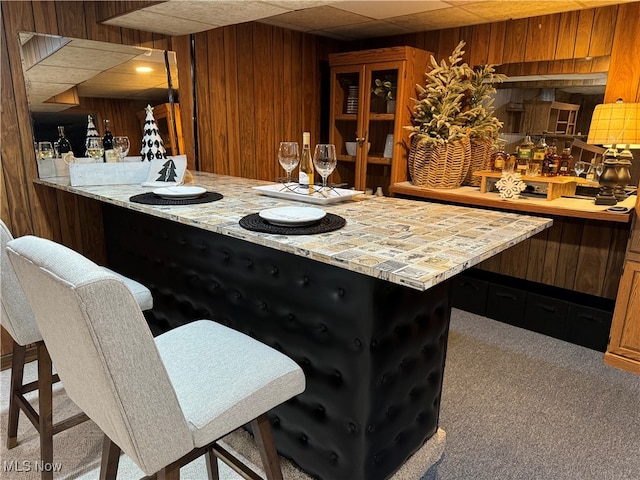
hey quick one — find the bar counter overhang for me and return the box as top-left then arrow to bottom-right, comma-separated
35,173 -> 552,480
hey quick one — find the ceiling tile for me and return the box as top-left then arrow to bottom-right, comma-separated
389,6 -> 485,31
321,19 -> 414,40
102,9 -> 217,35
145,1 -> 290,26
261,5 -> 371,31
334,0 -> 450,19
25,64 -> 99,85
40,46 -> 136,71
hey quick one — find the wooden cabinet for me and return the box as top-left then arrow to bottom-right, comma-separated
328,46 -> 429,194
137,103 -> 184,156
523,101 -> 580,135
605,195 -> 640,374
605,259 -> 640,373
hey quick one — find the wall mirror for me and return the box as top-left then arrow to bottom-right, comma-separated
490,59 -> 608,153
18,32 -> 180,158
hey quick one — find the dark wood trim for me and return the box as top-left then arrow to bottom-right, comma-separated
1,344 -> 37,371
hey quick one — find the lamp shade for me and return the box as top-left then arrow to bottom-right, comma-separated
587,101 -> 640,148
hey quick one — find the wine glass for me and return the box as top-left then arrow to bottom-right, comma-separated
114,136 -> 130,162
313,143 -> 337,191
573,161 -> 585,177
86,138 -> 104,162
38,141 -> 54,160
595,161 -> 604,180
278,141 -> 299,184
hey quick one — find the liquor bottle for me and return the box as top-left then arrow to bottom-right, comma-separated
299,131 -> 314,193
57,126 -> 72,156
530,134 -> 547,176
543,140 -> 559,176
490,143 -> 507,172
558,142 -> 573,176
102,119 -> 117,163
516,132 -> 534,176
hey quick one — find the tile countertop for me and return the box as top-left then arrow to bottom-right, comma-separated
35,172 -> 553,292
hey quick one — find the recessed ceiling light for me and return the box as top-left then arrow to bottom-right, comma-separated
136,66 -> 153,73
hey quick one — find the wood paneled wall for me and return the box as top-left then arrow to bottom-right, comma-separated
181,24 -> 334,180
477,217 -> 629,300
350,2 -> 640,103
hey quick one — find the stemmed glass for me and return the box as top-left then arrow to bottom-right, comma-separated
313,143 -> 337,192
38,141 -> 54,160
114,136 -> 130,162
573,161 -> 585,177
595,161 -> 604,180
86,138 -> 104,162
278,141 -> 299,184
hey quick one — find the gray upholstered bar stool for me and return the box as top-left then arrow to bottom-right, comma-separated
7,235 -> 305,480
0,221 -> 153,479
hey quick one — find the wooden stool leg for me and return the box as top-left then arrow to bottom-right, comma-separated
7,341 -> 26,449
205,447 -> 219,480
37,342 -> 54,480
251,414 -> 283,480
157,463 -> 181,480
99,435 -> 121,480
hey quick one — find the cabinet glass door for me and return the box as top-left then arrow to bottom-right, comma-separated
329,64 -> 400,192
330,66 -> 364,189
364,65 -> 399,193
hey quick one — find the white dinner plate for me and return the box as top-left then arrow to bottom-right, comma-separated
259,206 -> 326,227
153,186 -> 206,199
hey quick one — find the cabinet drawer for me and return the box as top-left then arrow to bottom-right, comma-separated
451,274 -> 488,315
486,284 -> 527,327
524,293 -> 568,339
566,304 -> 612,352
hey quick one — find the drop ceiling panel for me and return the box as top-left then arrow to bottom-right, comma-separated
39,46 -> 136,71
144,1 -> 291,26
83,71 -> 170,90
321,19 -> 414,40
335,0 -> 450,19
389,7 -> 485,31
102,9 -> 217,35
25,64 -> 100,85
260,5 -> 370,32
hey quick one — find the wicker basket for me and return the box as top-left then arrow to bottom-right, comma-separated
463,137 -> 494,187
408,136 -> 471,188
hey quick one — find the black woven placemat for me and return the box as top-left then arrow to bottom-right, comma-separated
129,192 -> 223,205
239,213 -> 346,235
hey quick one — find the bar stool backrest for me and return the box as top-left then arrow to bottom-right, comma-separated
7,235 -> 193,474
0,221 -> 41,346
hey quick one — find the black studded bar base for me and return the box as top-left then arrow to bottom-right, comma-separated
102,204 -> 451,480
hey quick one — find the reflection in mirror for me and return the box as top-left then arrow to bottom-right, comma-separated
491,67 -> 607,154
18,32 -> 180,159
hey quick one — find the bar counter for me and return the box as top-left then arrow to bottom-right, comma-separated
36,173 -> 551,480
37,173 -> 551,291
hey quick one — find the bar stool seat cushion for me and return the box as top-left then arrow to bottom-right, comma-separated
156,319 -> 303,448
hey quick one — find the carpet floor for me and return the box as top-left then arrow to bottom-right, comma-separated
1,308 -> 638,479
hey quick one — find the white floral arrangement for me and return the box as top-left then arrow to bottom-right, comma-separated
495,172 -> 527,200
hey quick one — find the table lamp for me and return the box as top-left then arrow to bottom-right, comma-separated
587,99 -> 639,205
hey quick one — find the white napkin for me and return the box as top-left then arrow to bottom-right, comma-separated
141,155 -> 187,187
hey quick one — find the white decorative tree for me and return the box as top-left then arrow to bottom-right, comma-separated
140,104 -> 167,161
84,114 -> 100,156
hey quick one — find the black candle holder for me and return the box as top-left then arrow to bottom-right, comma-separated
594,157 -> 618,206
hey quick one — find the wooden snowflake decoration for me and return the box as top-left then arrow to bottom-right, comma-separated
495,172 -> 527,200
